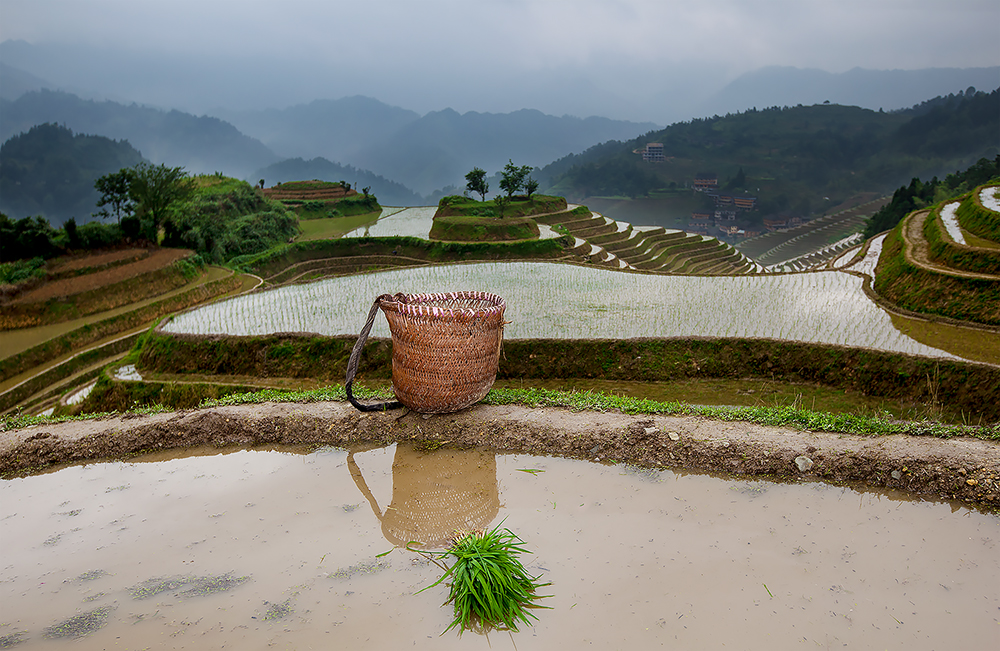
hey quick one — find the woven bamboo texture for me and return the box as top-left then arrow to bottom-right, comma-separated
380,291 -> 506,413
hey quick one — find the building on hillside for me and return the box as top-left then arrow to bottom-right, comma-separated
642,143 -> 665,162
763,217 -> 788,232
714,209 -> 738,221
693,173 -> 718,191
733,195 -> 757,210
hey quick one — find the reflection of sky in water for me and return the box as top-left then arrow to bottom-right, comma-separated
166,262 -> 955,359
343,207 -> 437,239
980,186 -> 1000,212
846,234 -> 885,277
343,206 -> 562,240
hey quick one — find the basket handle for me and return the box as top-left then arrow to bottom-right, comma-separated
345,294 -> 403,412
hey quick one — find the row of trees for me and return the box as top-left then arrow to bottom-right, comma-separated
863,155 -> 1000,238
464,160 -> 539,202
2,162 -> 198,262
94,162 -> 195,233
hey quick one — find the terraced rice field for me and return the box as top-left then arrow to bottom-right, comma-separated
164,261 -> 952,359
737,197 -> 887,268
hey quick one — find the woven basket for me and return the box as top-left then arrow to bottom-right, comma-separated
346,291 -> 506,414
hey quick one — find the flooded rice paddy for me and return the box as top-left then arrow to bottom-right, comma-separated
2,442 -> 997,649
163,261 -> 960,360
341,206 -> 561,241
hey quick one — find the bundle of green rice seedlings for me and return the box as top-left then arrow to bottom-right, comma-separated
417,523 -> 550,635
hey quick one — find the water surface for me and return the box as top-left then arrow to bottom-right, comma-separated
2,443 -> 997,649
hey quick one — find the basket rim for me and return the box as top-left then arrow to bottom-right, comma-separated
380,291 -> 506,319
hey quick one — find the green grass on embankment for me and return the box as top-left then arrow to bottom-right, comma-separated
924,203 -> 1000,275
5,384 -> 994,442
88,329 -> 1000,424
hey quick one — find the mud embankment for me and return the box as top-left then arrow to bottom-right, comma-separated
3,402 -> 998,508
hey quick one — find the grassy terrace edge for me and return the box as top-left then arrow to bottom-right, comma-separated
957,183 -> 1000,242
875,224 -> 1000,326
925,200 -> 1000,275
0,273 -> 244,384
229,235 -> 572,279
3,384 -> 997,442
0,256 -> 202,330
70,329 -> 1000,423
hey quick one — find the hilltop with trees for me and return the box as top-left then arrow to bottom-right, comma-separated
537,87 -> 999,231
1,164 -> 297,264
0,123 -> 145,224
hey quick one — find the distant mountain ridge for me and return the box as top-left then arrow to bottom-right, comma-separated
699,66 -> 1000,117
215,97 -> 421,160
0,90 -> 279,179
220,99 -> 661,196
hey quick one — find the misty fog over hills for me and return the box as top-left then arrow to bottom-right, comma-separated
1,35 -> 998,214
698,66 -> 1000,117
2,38 -> 998,126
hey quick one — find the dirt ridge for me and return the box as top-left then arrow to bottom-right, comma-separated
2,402 -> 997,508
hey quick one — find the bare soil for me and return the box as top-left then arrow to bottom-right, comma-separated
48,248 -> 149,274
2,402 -> 997,507
12,249 -> 192,304
904,210 -> 1000,281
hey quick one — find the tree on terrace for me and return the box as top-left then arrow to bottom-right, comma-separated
493,195 -> 510,219
93,169 -> 135,224
524,177 -> 539,199
499,159 -> 532,198
128,162 -> 195,233
465,167 -> 489,201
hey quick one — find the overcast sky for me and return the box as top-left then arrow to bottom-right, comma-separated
2,0 -> 997,121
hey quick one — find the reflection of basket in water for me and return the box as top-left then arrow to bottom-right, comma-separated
346,292 -> 506,413
348,443 -> 500,548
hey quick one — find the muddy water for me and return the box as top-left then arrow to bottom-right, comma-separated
2,444 -> 997,650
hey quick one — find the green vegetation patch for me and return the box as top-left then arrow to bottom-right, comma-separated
429,214 -> 540,242
108,330 -> 1000,423
415,524 -> 550,634
8,382 -> 996,443
79,372 -> 259,413
956,183 -> 1000,243
43,606 -> 114,639
434,195 -> 567,219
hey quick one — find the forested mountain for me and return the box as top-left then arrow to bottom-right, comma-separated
540,87 -> 999,225
253,157 -> 424,206
0,123 -> 145,224
0,90 -> 279,178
